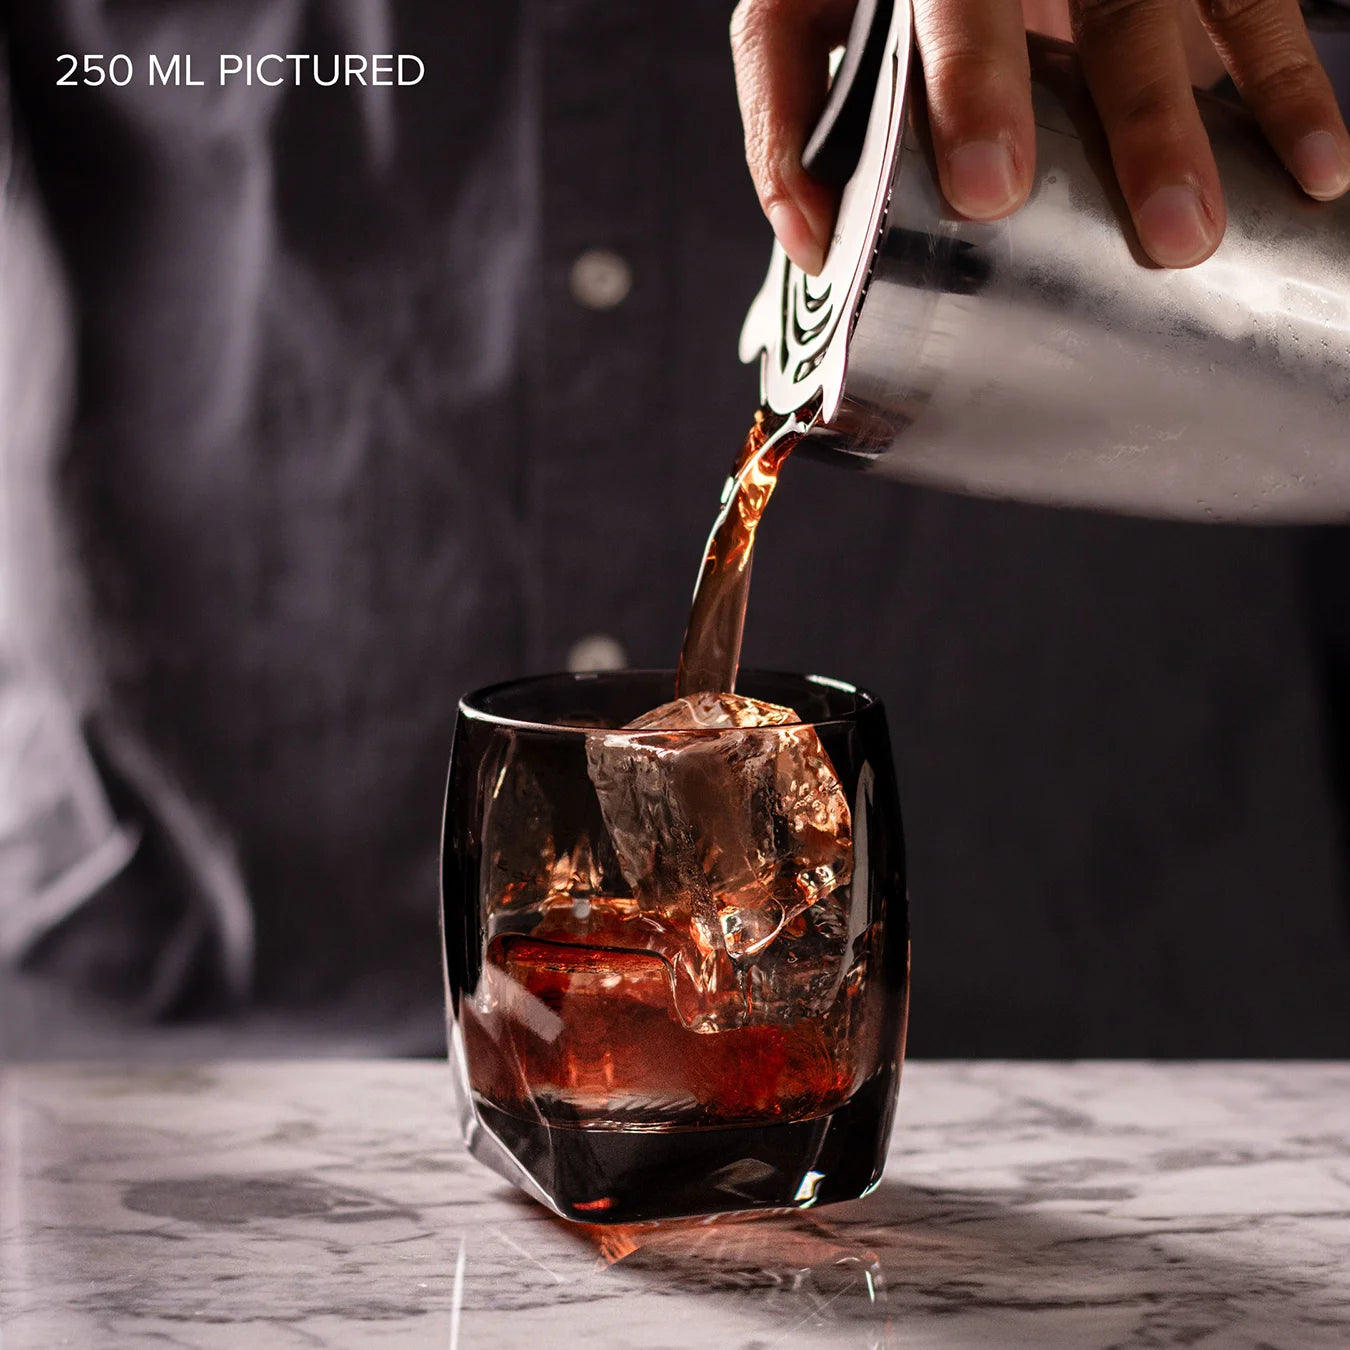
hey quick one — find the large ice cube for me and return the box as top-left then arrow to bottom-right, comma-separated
585,691 -> 853,1031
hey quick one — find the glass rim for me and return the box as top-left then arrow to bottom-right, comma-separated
457,668 -> 880,735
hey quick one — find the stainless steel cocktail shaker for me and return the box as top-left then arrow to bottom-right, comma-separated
740,2 -> 1350,523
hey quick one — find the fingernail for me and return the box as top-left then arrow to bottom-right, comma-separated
946,140 -> 1021,219
768,200 -> 825,275
1291,130 -> 1350,200
1135,184 -> 1216,268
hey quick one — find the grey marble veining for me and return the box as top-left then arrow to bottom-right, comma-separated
1,1061 -> 1348,1348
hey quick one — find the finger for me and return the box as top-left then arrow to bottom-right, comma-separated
1177,4 -> 1227,87
913,0 -> 1036,220
1023,0 -> 1072,39
1195,0 -> 1350,200
730,0 -> 858,274
1072,0 -> 1225,267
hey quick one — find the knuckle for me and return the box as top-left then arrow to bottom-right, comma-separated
1242,52 -> 1327,106
1103,77 -> 1200,152
1071,0 -> 1168,36
1110,74 -> 1184,129
1195,0 -> 1269,24
923,44 -> 1019,98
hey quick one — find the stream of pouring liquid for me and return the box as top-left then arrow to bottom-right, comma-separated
675,402 -> 820,697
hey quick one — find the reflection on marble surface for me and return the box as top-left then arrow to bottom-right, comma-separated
1,1061 -> 1349,1347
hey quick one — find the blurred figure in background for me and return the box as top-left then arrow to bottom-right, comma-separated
3,0 -> 1350,1059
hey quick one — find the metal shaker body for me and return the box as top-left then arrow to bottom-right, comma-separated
741,15 -> 1350,524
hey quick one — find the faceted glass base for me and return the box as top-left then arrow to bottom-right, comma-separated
457,1052 -> 902,1224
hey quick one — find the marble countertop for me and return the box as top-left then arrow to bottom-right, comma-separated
2,1061 -> 1348,1348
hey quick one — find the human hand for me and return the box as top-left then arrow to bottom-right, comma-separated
731,0 -> 1350,272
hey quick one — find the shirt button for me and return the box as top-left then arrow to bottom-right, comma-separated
569,249 -> 632,311
567,634 -> 628,672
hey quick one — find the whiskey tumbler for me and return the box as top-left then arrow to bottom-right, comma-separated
440,669 -> 909,1223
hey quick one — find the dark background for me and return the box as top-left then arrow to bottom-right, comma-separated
2,0 -> 1350,1059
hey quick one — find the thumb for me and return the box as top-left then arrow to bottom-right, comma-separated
731,0 -> 857,275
